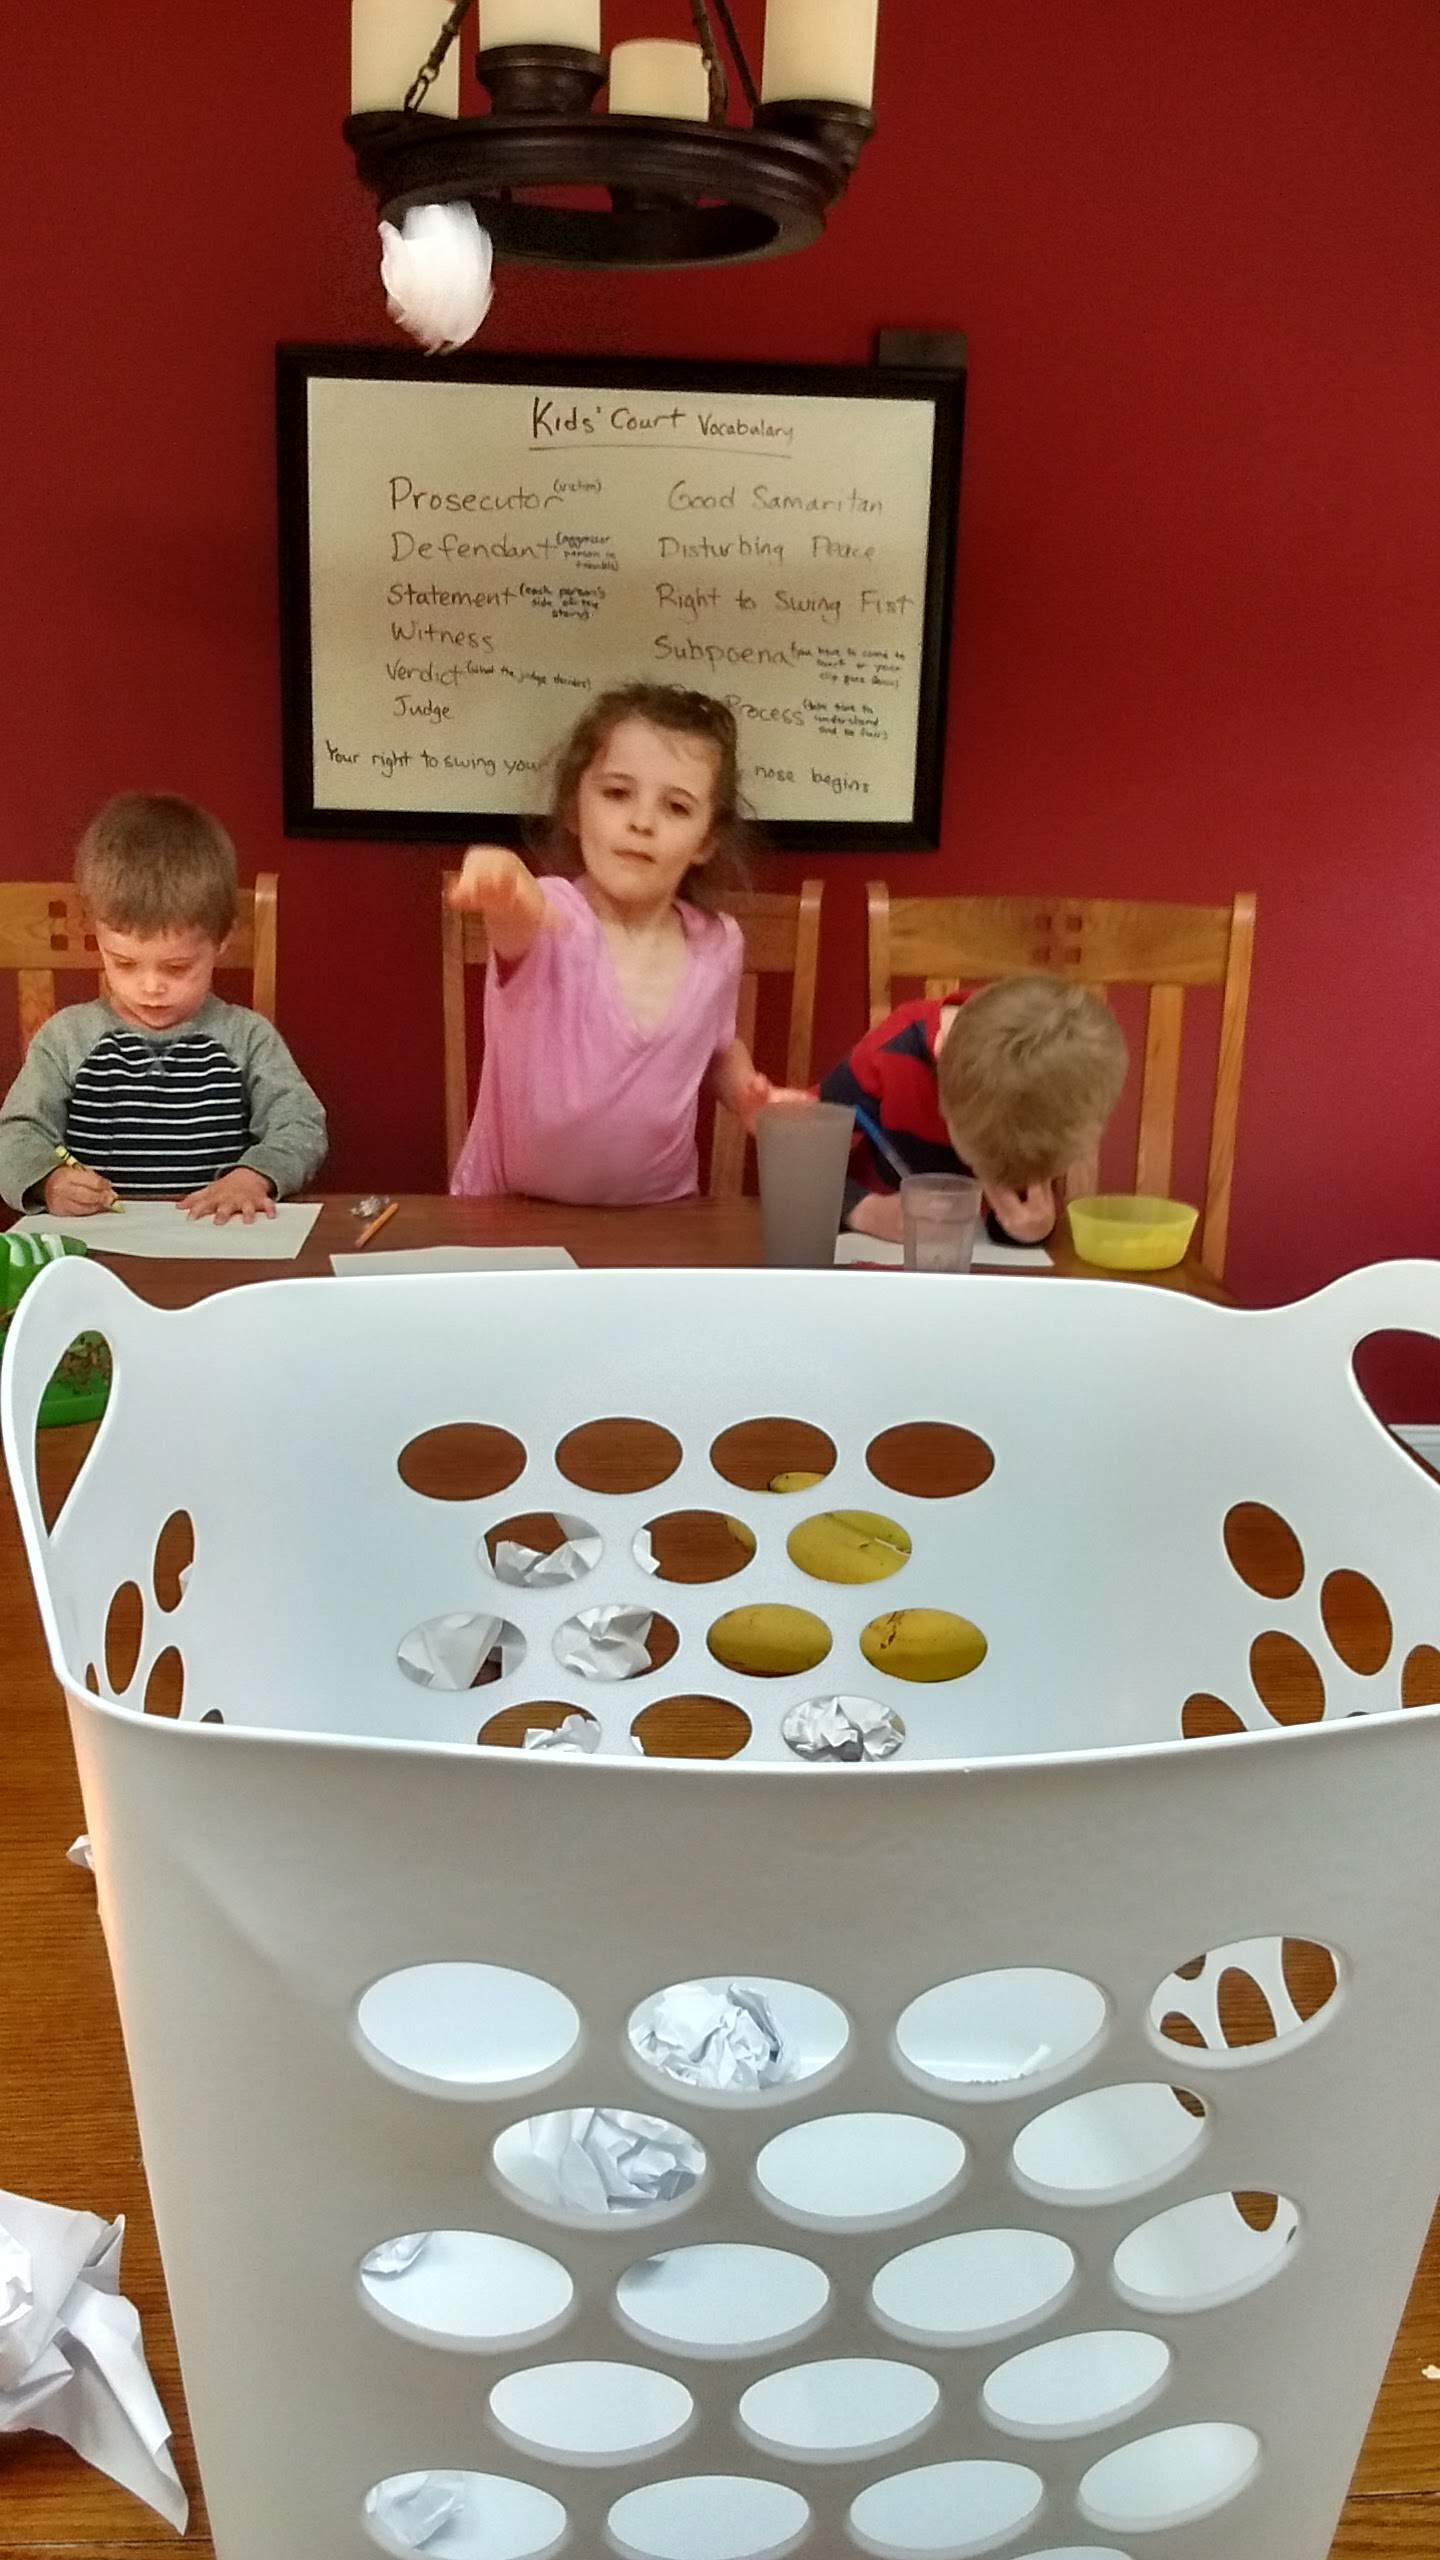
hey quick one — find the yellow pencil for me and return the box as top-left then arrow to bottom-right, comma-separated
54,1144 -> 124,1211
355,1197 -> 400,1250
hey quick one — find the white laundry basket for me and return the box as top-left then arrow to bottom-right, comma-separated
6,1255 -> 1440,2560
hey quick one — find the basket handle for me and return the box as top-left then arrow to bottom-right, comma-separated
1,1255 -> 146,1550
1293,1259 -> 1440,1362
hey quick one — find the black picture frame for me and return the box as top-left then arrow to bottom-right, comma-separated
276,343 -> 965,850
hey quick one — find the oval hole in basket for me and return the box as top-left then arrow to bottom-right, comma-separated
860,1609 -> 986,1684
554,1607 -> 677,1680
1249,1629 -> 1325,1724
356,1962 -> 580,2097
1320,1569 -> 1392,1675
556,1418 -> 680,1495
1079,2422 -> 1261,2535
607,2476 -> 811,2560
708,1606 -> 831,1680
630,1696 -> 752,1758
398,1423 -> 526,1501
398,1612 -> 524,1691
151,1511 -> 195,1612
485,1512 -> 599,1586
1011,2083 -> 1207,2204
615,2243 -> 830,2358
895,1969 -> 1106,2098
104,1582 -> 144,1693
848,2459 -> 1044,2559
479,1702 -> 600,1749
493,2107 -> 705,2225
1402,1643 -> 1440,1708
866,1422 -> 994,1500
1181,1691 -> 1245,1739
199,1708 -> 224,1725
83,1663 -> 100,1694
739,2358 -> 939,2462
1222,1501 -> 1304,1599
34,1332 -> 114,1533
981,2328 -> 1171,2440
1150,1935 -> 1339,2063
1112,2189 -> 1299,2314
755,2113 -> 966,2231
489,2360 -> 694,2463
363,2470 -> 567,2560
787,1509 -> 910,1585
641,1511 -> 756,1583
359,2229 -> 573,2352
142,1645 -> 185,1718
710,1416 -> 836,1494
627,1975 -> 849,2102
871,2228 -> 1076,2351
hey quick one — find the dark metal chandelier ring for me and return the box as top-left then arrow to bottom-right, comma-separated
345,13 -> 877,274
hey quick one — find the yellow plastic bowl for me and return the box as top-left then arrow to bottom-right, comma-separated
1066,1193 -> 1199,1271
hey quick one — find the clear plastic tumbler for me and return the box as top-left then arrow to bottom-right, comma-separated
901,1173 -> 983,1272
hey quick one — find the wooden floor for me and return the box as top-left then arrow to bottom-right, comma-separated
1,1199 -> 1437,2554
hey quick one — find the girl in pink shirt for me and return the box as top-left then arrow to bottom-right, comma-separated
449,686 -> 805,1204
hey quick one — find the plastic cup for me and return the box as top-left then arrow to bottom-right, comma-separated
756,1101 -> 855,1269
902,1173 -> 982,1272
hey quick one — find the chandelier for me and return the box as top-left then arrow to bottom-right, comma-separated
346,0 -> 878,279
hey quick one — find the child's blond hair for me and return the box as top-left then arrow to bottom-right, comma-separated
533,682 -> 753,913
75,793 -> 238,943
937,975 -> 1128,1186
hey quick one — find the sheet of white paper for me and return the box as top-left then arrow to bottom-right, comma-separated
330,1245 -> 577,1275
0,2189 -> 186,2528
833,1228 -> 1052,1270
12,1203 -> 321,1262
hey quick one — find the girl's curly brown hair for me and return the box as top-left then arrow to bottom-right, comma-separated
528,682 -> 754,913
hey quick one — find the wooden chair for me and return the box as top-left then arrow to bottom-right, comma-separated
866,884 -> 1256,1280
0,877 -> 279,1051
442,877 -> 824,1198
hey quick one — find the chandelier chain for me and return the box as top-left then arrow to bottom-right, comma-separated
686,0 -> 729,121
404,0 -> 475,115
705,0 -> 761,115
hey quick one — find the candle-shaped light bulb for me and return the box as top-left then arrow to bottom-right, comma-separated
479,0 -> 602,44
608,38 -> 710,119
761,0 -> 878,108
352,0 -> 461,114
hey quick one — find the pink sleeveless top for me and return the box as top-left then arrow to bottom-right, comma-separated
450,875 -> 743,1205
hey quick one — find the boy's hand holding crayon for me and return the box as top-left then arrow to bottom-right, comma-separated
45,1148 -> 118,1215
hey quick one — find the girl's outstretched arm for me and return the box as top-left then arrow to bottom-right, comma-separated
448,845 -> 566,963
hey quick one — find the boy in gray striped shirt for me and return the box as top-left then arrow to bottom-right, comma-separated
0,794 -> 326,1224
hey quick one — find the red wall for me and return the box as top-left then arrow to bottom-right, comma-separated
10,5 -> 1440,1395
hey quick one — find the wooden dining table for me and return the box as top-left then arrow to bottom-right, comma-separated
0,1196 -> 1434,2557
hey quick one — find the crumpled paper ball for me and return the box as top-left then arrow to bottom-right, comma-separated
520,2109 -> 705,2214
0,2190 -> 186,2527
379,202 -> 493,354
633,1980 -> 796,2093
782,1693 -> 907,1762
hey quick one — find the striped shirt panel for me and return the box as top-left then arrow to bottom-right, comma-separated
64,1030 -> 251,1195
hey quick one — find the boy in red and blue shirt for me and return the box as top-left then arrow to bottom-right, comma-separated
820,976 -> 1128,1248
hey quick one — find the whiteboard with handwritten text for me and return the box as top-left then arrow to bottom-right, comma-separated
278,350 -> 964,848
